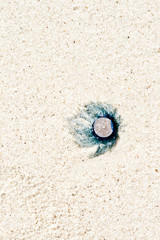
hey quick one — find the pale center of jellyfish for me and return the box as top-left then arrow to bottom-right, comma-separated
93,117 -> 113,138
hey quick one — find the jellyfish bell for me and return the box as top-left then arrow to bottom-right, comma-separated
93,117 -> 114,138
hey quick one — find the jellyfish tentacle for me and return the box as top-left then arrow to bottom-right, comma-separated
89,144 -> 108,158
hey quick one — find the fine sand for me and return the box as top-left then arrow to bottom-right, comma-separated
1,0 -> 160,239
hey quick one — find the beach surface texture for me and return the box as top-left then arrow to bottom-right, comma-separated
1,0 -> 160,239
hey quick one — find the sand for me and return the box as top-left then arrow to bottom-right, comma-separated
1,0 -> 160,239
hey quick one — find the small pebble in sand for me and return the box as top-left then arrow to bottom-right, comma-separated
93,117 -> 113,138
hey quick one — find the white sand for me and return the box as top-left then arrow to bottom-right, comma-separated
1,0 -> 160,239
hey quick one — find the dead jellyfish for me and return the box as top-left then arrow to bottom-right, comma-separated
93,117 -> 114,138
68,102 -> 122,158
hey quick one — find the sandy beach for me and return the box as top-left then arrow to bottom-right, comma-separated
1,0 -> 160,239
